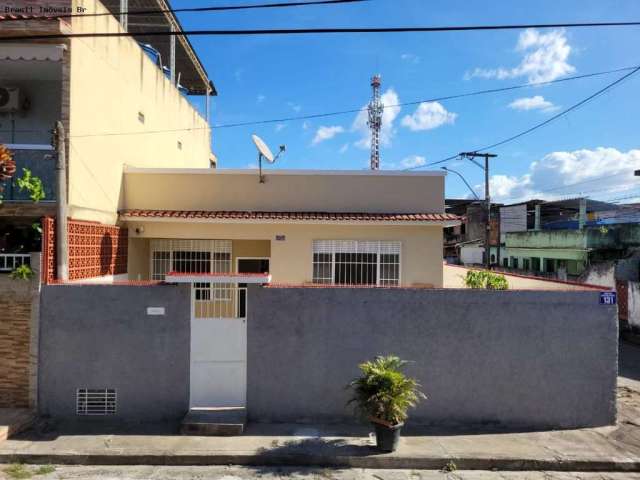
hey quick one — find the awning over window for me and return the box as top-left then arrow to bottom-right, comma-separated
0,44 -> 66,62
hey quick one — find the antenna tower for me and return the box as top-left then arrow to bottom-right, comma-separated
367,74 -> 383,170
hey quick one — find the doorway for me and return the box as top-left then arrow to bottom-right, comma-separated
236,258 -> 270,318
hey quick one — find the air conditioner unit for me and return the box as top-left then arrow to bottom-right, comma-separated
0,87 -> 21,112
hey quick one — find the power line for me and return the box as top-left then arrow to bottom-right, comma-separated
3,21 -> 640,42
0,0 -> 368,22
409,66 -> 640,170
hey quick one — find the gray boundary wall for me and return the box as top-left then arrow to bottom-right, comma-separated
38,284 -> 190,422
248,287 -> 618,429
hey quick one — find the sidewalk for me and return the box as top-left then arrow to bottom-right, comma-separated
2,343 -> 640,473
1,387 -> 639,472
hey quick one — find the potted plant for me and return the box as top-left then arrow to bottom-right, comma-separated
348,355 -> 426,452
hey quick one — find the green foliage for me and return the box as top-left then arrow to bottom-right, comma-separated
463,270 -> 509,290
348,355 -> 426,426
4,464 -> 31,479
16,168 -> 45,203
10,264 -> 34,281
34,465 -> 55,476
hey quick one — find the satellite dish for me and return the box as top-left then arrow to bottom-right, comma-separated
251,134 -> 285,183
252,134 -> 275,163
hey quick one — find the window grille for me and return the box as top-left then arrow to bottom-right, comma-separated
312,240 -> 401,286
76,388 -> 116,416
150,240 -> 232,280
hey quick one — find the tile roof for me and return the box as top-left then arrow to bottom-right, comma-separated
0,14 -> 61,21
120,210 -> 459,223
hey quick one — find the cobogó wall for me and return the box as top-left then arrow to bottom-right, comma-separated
247,286 -> 618,429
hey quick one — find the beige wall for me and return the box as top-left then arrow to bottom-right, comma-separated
67,0 -> 211,224
443,264 -> 601,291
126,222 -> 444,287
123,170 -> 445,214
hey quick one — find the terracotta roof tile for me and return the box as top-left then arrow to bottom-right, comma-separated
120,210 -> 459,223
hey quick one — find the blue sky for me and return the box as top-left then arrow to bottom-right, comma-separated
173,0 -> 640,204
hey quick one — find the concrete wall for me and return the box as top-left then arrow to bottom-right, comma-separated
38,284 -> 190,421
443,264 -> 603,291
123,170 -> 446,214
248,286 -> 617,429
126,222 -> 444,287
66,0 -> 211,225
629,281 -> 640,330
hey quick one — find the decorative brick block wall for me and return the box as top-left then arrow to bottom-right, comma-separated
0,277 -> 32,408
41,217 -> 128,283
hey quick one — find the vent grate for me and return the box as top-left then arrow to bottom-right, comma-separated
76,389 -> 117,416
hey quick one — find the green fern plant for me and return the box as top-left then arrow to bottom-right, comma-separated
348,355 -> 426,426
10,264 -> 34,281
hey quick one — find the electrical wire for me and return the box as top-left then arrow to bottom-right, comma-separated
64,65 -> 637,138
408,66 -> 640,170
3,21 -> 640,42
0,0 -> 368,22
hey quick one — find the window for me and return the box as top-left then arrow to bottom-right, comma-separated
150,240 -> 232,281
312,240 -> 401,286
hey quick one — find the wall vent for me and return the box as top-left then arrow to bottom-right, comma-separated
76,388 -> 117,416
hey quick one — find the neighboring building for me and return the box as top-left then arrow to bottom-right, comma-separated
497,198 -> 640,280
0,0 -> 216,409
0,0 -> 216,276
443,199 -> 500,266
120,169 -> 458,288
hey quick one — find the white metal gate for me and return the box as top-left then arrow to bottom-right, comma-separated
189,284 -> 247,408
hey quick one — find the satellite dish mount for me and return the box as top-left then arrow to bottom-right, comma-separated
252,134 -> 285,183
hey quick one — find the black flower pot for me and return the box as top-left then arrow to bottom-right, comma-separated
373,422 -> 403,452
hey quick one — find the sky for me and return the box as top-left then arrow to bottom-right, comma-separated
172,0 -> 640,205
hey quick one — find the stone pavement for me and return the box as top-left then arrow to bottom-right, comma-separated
0,342 -> 639,473
3,465 -> 640,479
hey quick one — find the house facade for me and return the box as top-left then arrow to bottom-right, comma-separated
121,168 -> 457,288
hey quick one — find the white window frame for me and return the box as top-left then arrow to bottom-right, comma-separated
150,239 -> 234,301
312,240 -> 402,286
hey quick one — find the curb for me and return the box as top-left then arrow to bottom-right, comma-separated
1,453 -> 640,472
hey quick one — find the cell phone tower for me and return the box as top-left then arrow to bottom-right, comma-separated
367,74 -> 383,170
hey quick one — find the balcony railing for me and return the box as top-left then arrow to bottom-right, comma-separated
0,253 -> 30,273
1,145 -> 56,202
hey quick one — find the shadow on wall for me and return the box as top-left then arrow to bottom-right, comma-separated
100,233 -> 113,276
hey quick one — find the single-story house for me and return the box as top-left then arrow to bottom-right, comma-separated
120,168 -> 458,288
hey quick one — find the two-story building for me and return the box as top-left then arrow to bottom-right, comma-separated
0,0 -> 216,276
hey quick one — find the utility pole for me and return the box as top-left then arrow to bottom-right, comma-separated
460,151 -> 497,270
53,121 -> 68,282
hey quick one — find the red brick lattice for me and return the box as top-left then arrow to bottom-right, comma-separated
41,217 -> 128,284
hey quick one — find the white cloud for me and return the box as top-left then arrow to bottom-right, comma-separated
401,102 -> 457,131
257,94 -> 266,103
275,123 -> 286,132
288,102 -> 302,113
312,125 -> 345,145
508,95 -> 558,112
302,121 -> 310,130
352,88 -> 401,149
339,143 -> 349,154
467,28 -> 575,83
474,147 -> 640,204
401,53 -> 420,64
400,155 -> 427,168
